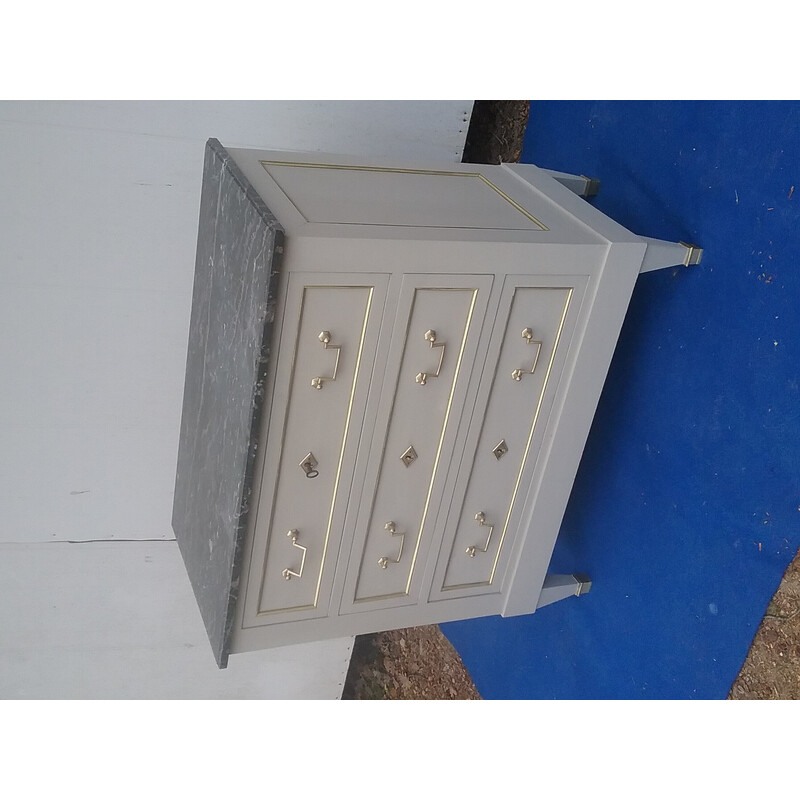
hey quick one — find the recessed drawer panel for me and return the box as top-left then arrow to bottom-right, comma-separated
342,275 -> 493,610
435,284 -> 577,596
243,276 -> 387,624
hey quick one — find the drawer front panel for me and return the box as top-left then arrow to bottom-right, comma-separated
249,280 -> 383,619
343,276 -> 493,608
437,285 -> 575,594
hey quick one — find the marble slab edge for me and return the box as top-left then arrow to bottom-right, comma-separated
172,138 -> 284,668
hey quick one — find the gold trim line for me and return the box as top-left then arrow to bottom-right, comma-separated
260,160 -> 548,231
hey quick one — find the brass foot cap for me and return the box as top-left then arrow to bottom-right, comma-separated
680,242 -> 703,266
580,176 -> 601,197
572,573 -> 592,596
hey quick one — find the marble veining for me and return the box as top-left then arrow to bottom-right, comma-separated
172,139 -> 284,668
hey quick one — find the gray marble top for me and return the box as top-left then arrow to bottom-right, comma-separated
172,139 -> 284,668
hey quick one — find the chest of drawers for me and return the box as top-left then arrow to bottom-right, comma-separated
172,139 -> 700,667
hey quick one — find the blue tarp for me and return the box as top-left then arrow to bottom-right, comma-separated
443,100 -> 800,699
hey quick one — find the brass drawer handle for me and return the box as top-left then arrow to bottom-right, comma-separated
311,331 -> 341,389
377,521 -> 405,568
466,512 -> 494,558
282,530 -> 307,580
299,452 -> 319,479
415,329 -> 446,385
511,327 -> 542,381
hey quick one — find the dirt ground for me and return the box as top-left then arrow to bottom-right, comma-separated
342,625 -> 481,700
341,101 -> 800,700
729,548 -> 800,698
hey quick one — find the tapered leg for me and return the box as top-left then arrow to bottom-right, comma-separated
639,236 -> 703,272
541,169 -> 601,198
536,573 -> 592,609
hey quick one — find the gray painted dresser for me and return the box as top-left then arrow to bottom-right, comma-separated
173,139 -> 700,667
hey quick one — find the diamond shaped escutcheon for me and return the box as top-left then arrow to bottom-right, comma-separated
492,439 -> 508,460
400,445 -> 418,467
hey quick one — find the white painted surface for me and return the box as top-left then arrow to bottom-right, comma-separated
0,102 -> 470,545
0,100 -> 470,697
0,542 -> 353,699
0,101 -> 472,160
225,149 -> 652,655
232,146 -> 603,244
261,162 -> 544,229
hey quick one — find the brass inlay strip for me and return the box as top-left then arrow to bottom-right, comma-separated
260,161 -> 549,231
475,174 -> 548,231
443,287 -> 573,592
257,285 -> 373,615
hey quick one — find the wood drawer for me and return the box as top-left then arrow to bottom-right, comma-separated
340,274 -> 494,613
240,274 -> 388,626
431,278 -> 586,599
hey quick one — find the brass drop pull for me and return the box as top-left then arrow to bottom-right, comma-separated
311,331 -> 341,389
299,452 -> 319,479
511,327 -> 543,381
378,521 -> 405,569
415,329 -> 446,385
282,530 -> 307,580
465,512 -> 494,558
